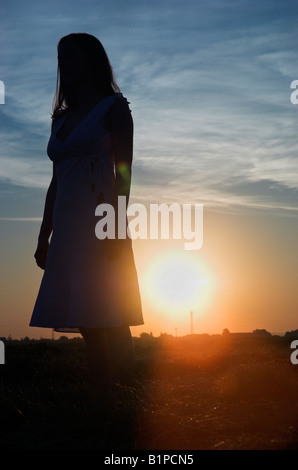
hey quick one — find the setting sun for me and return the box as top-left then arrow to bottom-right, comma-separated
141,250 -> 212,317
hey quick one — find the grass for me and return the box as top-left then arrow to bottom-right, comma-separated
1,332 -> 298,450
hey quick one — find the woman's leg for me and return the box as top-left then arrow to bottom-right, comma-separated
106,326 -> 135,386
80,325 -> 135,390
80,327 -> 110,392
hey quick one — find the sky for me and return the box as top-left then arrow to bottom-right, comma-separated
0,0 -> 297,339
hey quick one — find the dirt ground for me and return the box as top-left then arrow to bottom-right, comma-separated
1,333 -> 298,450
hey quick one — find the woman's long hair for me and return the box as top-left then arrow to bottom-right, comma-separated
52,33 -> 120,120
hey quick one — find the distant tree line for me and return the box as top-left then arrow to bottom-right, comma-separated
284,329 -> 298,338
222,328 -> 272,337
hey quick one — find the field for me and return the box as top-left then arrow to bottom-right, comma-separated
1,332 -> 298,450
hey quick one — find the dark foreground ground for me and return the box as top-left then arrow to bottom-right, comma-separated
1,332 -> 298,450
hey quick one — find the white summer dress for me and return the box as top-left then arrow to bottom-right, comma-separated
30,94 -> 143,332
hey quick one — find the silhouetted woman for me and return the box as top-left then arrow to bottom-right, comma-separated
30,33 -> 143,393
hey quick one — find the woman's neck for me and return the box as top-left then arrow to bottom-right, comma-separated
72,79 -> 106,111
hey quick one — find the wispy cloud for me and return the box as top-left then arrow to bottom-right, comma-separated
0,217 -> 42,222
0,153 -> 51,189
0,0 -> 297,215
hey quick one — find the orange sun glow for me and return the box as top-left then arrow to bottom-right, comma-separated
141,250 -> 212,317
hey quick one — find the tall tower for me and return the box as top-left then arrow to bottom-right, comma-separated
190,310 -> 194,335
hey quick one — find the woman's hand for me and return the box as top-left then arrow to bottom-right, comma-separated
34,240 -> 49,270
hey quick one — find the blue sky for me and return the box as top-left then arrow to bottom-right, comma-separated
1,0 -> 297,213
0,0 -> 297,338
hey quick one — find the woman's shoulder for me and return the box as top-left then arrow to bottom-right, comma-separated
109,93 -> 132,120
111,93 -> 131,110
105,93 -> 132,131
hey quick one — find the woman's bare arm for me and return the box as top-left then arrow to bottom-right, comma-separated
110,96 -> 133,205
34,164 -> 57,269
107,97 -> 134,258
